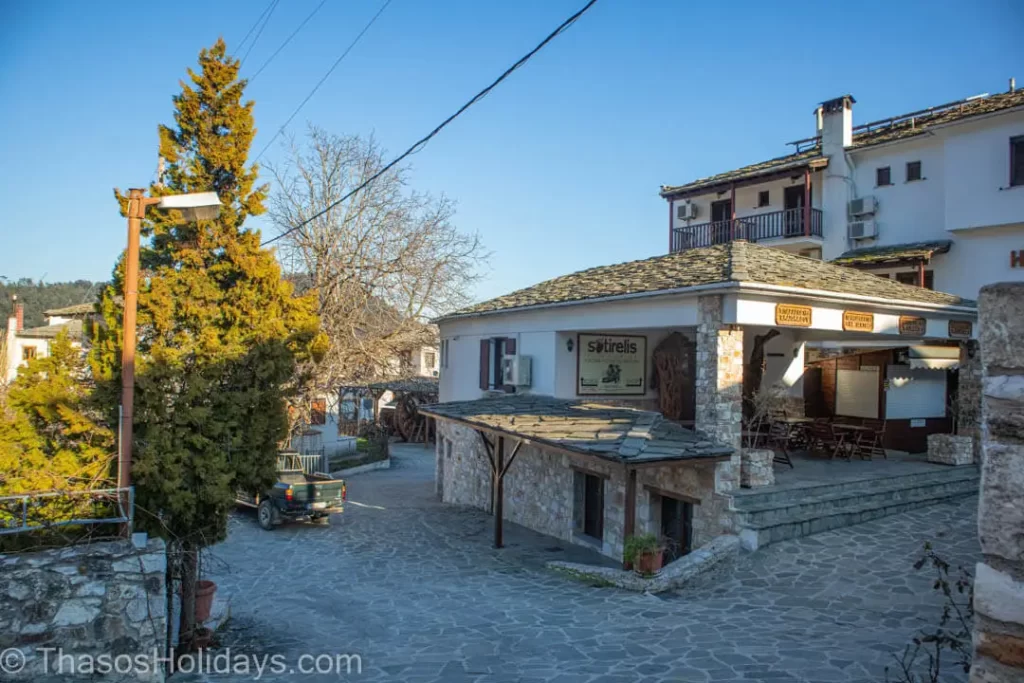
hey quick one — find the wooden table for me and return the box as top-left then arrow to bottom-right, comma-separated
830,423 -> 872,459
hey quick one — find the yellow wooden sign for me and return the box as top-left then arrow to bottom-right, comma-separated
899,316 -> 927,336
948,320 -> 973,338
775,304 -> 812,327
842,311 -> 874,332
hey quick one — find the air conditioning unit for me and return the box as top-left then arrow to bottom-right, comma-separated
676,202 -> 698,220
848,196 -> 877,217
848,220 -> 877,240
501,355 -> 532,387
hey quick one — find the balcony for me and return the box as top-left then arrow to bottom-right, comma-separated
671,208 -> 823,253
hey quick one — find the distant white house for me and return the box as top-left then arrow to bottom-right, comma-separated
4,301 -> 94,382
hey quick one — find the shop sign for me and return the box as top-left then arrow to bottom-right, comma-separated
899,316 -> 927,336
948,320 -> 973,338
775,304 -> 812,327
577,334 -> 647,396
842,311 -> 874,332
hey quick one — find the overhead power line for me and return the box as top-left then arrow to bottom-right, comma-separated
253,0 -> 395,163
248,0 -> 329,83
240,0 -> 281,67
260,0 -> 600,247
234,0 -> 278,58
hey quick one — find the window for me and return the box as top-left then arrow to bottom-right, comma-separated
798,248 -> 822,260
906,161 -> 922,182
896,270 -> 934,290
876,166 -> 892,186
310,398 -> 327,425
656,494 -> 693,562
440,339 -> 448,368
22,347 -> 36,361
478,337 -> 516,391
424,350 -> 437,369
757,190 -> 770,208
1012,136 -> 1024,187
573,471 -> 604,541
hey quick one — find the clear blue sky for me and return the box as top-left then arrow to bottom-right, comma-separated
1,0 -> 1021,302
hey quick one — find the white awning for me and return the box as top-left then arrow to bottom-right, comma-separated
907,358 -> 959,371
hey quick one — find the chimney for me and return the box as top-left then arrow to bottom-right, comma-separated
10,295 -> 24,332
819,94 -> 855,152
1011,77 -> 1016,93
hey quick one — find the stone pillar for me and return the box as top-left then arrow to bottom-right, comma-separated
695,295 -> 743,493
970,283 -> 1024,683
959,340 -> 982,462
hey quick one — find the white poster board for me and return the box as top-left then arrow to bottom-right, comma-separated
835,367 -> 880,419
577,334 -> 647,396
885,365 -> 947,419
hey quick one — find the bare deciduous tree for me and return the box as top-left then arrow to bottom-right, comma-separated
268,127 -> 487,394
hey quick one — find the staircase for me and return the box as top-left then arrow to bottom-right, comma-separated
731,466 -> 979,551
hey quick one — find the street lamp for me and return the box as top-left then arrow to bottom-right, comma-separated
119,188 -> 221,498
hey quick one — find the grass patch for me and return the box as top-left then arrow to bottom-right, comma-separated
550,566 -> 617,588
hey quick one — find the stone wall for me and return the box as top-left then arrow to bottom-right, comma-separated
958,340 -> 982,461
436,421 -> 728,561
695,295 -> 743,494
970,282 -> 1024,683
0,537 -> 167,682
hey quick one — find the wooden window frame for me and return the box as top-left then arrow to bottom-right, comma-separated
22,346 -> 37,361
895,270 -> 934,290
310,398 -> 327,426
905,160 -> 922,182
757,190 -> 770,208
478,336 -> 517,392
1011,136 -> 1024,187
876,166 -> 892,187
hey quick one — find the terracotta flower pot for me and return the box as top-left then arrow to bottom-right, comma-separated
194,580 -> 217,623
635,549 -> 664,576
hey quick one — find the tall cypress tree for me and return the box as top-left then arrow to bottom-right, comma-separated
89,39 -> 322,648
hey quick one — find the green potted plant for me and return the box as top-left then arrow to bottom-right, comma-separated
623,533 -> 664,576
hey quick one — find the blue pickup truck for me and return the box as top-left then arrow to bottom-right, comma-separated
236,454 -> 346,530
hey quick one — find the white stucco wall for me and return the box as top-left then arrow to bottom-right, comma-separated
943,115 -> 1024,231
5,336 -> 49,382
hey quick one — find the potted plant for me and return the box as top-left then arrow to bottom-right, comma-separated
623,533 -> 664,576
194,579 -> 217,623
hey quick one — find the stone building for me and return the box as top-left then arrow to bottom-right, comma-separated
430,241 -> 980,563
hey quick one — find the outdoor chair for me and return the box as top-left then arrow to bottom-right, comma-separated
807,422 -> 844,460
767,421 -> 795,468
858,419 -> 888,460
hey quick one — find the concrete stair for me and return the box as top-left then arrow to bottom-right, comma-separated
730,466 -> 979,551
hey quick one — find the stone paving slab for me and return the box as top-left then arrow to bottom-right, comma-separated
173,443 -> 978,683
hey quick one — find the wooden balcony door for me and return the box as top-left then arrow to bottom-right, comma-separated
710,199 -> 732,244
783,185 -> 808,236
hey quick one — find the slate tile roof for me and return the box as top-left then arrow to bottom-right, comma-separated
441,241 -> 973,320
661,89 -> 1024,196
43,303 -> 97,317
363,376 -> 439,394
420,395 -> 733,463
832,240 -> 953,266
17,319 -> 84,340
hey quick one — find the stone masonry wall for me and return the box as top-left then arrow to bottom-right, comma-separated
0,537 -> 167,682
436,421 -> 724,561
959,340 -> 982,462
970,283 -> 1024,683
695,295 -> 743,495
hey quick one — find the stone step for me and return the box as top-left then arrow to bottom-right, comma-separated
730,466 -> 979,508
732,468 -> 979,551
733,475 -> 979,527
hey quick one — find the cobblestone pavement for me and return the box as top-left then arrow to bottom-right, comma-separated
178,444 -> 979,683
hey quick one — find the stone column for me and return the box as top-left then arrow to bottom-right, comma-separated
958,340 -> 982,462
695,295 -> 743,493
970,283 -> 1024,683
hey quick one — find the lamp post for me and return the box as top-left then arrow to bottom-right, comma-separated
119,189 -> 221,498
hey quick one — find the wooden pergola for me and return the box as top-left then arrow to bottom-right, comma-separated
420,396 -> 733,563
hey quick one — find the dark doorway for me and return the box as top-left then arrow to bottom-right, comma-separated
574,471 -> 604,541
660,496 -> 693,562
710,199 -> 733,244
783,185 -> 808,235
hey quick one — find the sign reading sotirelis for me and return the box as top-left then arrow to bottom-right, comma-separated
775,304 -> 812,327
948,320 -> 973,338
842,311 -> 874,332
577,333 -> 647,396
899,316 -> 927,336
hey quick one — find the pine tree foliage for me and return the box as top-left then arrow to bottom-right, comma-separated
89,39 -> 322,550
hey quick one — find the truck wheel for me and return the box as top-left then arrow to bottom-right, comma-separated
257,500 -> 276,530
313,515 -> 330,526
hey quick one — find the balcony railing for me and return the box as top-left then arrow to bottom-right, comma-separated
671,208 -> 823,253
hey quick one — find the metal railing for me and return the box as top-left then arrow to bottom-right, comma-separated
277,452 -> 329,476
671,207 -> 823,252
0,487 -> 133,536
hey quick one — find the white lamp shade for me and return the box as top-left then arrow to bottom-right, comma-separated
157,192 -> 222,221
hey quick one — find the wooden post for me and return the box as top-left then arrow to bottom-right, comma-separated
918,261 -> 926,288
622,466 -> 637,569
493,436 -> 505,548
803,167 -> 812,237
729,183 -> 737,240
